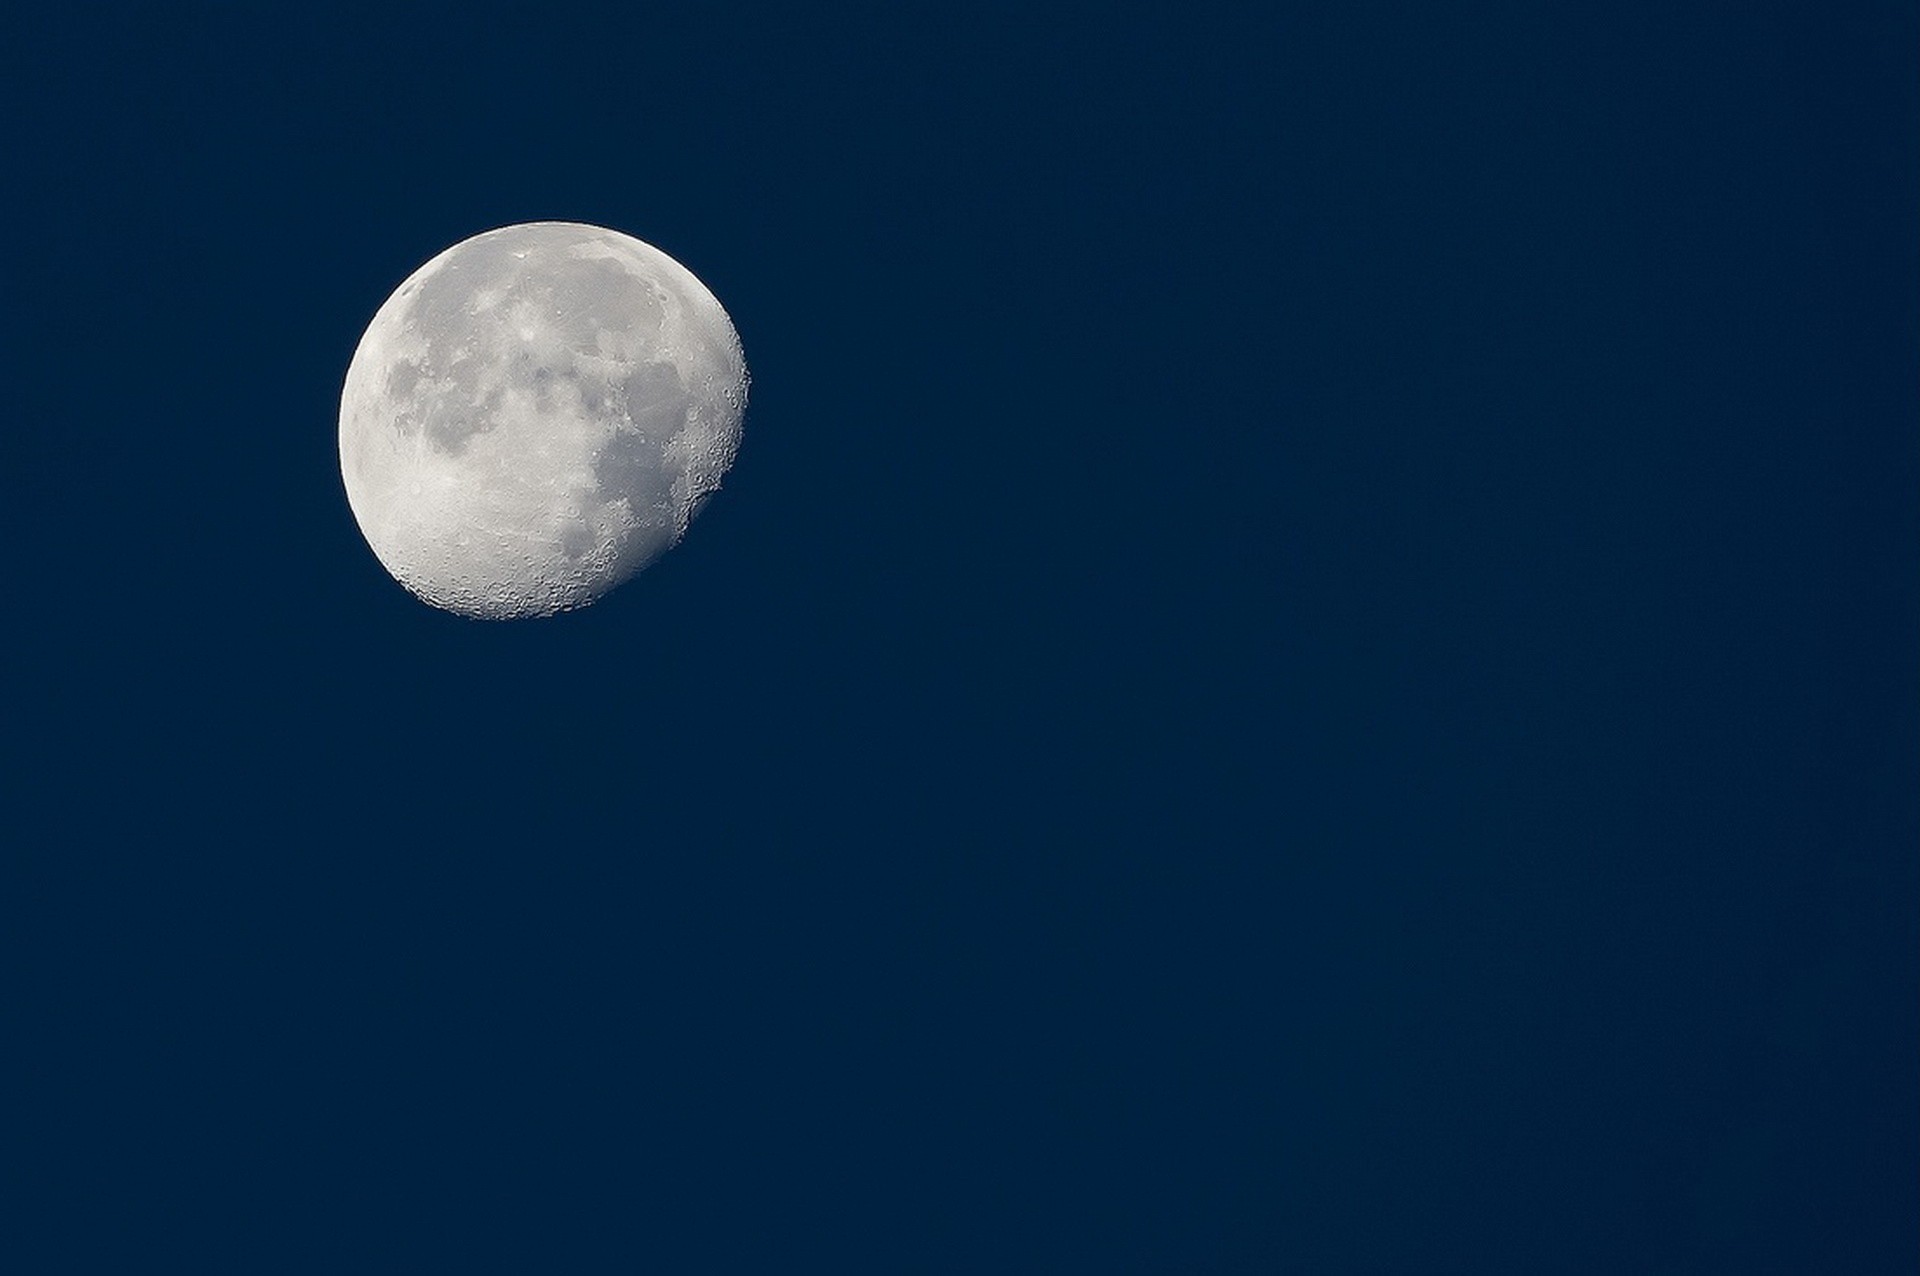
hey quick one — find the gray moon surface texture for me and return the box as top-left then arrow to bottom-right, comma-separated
339,222 -> 747,619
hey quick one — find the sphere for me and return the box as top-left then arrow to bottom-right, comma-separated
339,222 -> 747,619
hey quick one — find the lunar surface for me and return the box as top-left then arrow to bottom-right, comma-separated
339,222 -> 747,619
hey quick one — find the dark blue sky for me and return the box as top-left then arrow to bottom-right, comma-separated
8,3 -> 1915,1271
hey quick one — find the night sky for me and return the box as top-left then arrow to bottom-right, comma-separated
9,3 -> 1916,1271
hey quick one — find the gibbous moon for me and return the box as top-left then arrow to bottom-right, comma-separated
339,222 -> 747,619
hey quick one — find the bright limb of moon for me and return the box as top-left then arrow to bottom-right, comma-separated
338,222 -> 747,619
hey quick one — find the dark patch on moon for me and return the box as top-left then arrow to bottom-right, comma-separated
594,429 -> 674,526
386,359 -> 422,401
622,362 -> 689,439
537,255 -> 664,349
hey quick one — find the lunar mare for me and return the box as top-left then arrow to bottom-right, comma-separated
339,222 -> 746,619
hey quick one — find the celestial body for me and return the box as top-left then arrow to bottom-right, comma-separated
338,222 -> 747,619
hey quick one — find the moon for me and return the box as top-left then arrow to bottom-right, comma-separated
339,222 -> 747,619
